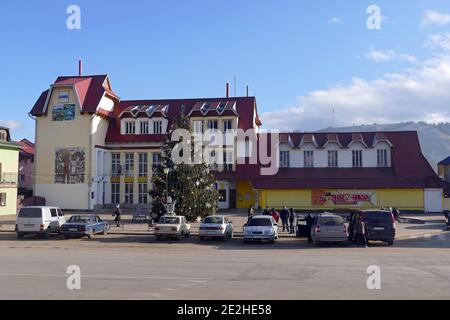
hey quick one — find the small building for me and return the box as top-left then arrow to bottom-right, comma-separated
0,127 -> 20,216
15,139 -> 35,199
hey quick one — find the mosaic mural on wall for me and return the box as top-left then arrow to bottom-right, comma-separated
55,147 -> 85,184
52,104 -> 76,121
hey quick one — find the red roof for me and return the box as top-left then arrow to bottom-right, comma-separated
235,131 -> 444,190
29,75 -> 119,116
15,139 -> 35,157
105,97 -> 258,144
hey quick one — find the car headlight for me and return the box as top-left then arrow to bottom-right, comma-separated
244,229 -> 251,235
264,229 -> 275,235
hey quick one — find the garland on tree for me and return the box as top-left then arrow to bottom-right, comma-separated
150,109 -> 219,221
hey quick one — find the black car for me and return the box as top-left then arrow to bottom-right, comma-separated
348,210 -> 396,246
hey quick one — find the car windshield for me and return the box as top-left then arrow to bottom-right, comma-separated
160,217 -> 180,224
18,208 -> 42,218
248,218 -> 272,227
320,216 -> 344,226
68,216 -> 90,224
363,212 -> 392,223
203,217 -> 223,224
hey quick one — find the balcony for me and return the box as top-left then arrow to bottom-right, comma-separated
0,172 -> 18,187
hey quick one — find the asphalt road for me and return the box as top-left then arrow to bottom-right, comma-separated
0,232 -> 449,300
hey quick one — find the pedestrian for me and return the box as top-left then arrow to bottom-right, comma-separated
112,204 -> 122,227
305,213 -> 314,243
289,208 -> 297,234
280,206 -> 289,232
271,208 -> 280,224
262,206 -> 270,216
247,205 -> 255,224
354,213 -> 367,248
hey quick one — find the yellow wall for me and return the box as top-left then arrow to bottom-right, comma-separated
0,147 -> 19,216
258,188 -> 426,211
236,180 -> 254,209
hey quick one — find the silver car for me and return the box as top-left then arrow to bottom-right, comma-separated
199,216 -> 234,241
244,216 -> 279,243
311,213 -> 348,247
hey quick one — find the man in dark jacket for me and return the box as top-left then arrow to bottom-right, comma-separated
280,206 -> 290,232
112,204 -> 122,227
289,208 -> 297,234
354,213 -> 368,248
305,214 -> 314,243
262,206 -> 270,216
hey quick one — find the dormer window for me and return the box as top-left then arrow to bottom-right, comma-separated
201,103 -> 210,115
217,102 -> 227,114
153,121 -> 163,134
130,106 -> 140,117
377,149 -> 388,167
125,121 -> 136,134
352,150 -> 363,167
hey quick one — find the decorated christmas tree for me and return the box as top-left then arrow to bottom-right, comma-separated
150,110 -> 219,221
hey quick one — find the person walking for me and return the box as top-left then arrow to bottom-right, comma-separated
112,204 -> 122,227
354,213 -> 368,248
247,205 -> 255,224
305,213 -> 314,243
262,206 -> 270,216
289,208 -> 297,234
271,208 -> 280,224
280,206 -> 289,232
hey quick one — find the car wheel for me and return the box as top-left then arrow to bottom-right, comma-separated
44,228 -> 51,240
199,236 -> 205,241
387,240 -> 394,246
17,233 -> 25,240
156,235 -> 161,241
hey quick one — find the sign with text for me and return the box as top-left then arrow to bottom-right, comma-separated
312,189 -> 377,207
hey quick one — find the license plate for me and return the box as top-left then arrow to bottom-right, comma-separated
69,228 -> 78,232
374,227 -> 385,231
24,224 -> 34,227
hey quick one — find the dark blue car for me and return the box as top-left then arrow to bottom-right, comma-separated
61,214 -> 109,239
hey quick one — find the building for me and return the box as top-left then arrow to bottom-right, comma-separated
15,139 -> 35,199
0,127 -> 20,216
438,156 -> 450,211
29,72 -> 445,213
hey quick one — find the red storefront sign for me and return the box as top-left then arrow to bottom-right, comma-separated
312,190 -> 372,206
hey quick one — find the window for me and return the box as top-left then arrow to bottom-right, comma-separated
210,151 -> 218,170
111,183 -> 120,204
138,153 -> 148,177
125,121 -> 136,134
207,120 -> 218,131
152,153 -> 161,173
50,209 -> 57,217
0,193 -> 6,206
140,121 -> 149,134
224,152 -> 233,171
0,130 -> 6,142
280,151 -> 290,168
352,150 -> 363,167
125,183 -> 134,204
328,150 -> 338,168
125,153 -> 134,177
304,150 -> 314,167
58,91 -> 69,103
193,121 -> 204,134
153,121 -> 163,134
223,120 -> 233,132
377,149 -> 388,167
111,153 -> 121,176
139,183 -> 148,204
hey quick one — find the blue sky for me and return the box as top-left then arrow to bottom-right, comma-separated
1,0 -> 450,140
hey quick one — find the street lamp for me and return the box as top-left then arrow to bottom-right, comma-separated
163,167 -> 170,202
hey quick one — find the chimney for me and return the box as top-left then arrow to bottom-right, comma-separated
246,85 -> 249,97
78,59 -> 83,76
226,82 -> 230,98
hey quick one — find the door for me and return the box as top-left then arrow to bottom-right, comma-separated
229,190 -> 236,209
424,189 -> 443,213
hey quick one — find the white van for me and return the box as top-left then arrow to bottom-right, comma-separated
16,206 -> 66,239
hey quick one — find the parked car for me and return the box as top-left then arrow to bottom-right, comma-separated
243,215 -> 279,243
199,216 -> 234,241
16,206 -> 66,239
154,215 -> 191,240
61,214 -> 109,239
310,213 -> 348,247
348,210 -> 396,246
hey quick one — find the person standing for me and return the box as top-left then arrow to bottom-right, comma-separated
289,208 -> 297,234
112,204 -> 122,227
271,208 -> 280,224
305,213 -> 314,243
280,206 -> 289,232
262,206 -> 270,216
354,213 -> 368,248
247,205 -> 255,224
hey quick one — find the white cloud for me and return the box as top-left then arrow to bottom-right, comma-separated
0,120 -> 24,130
329,17 -> 342,24
421,10 -> 450,27
366,47 -> 417,63
262,55 -> 450,131
425,33 -> 450,51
